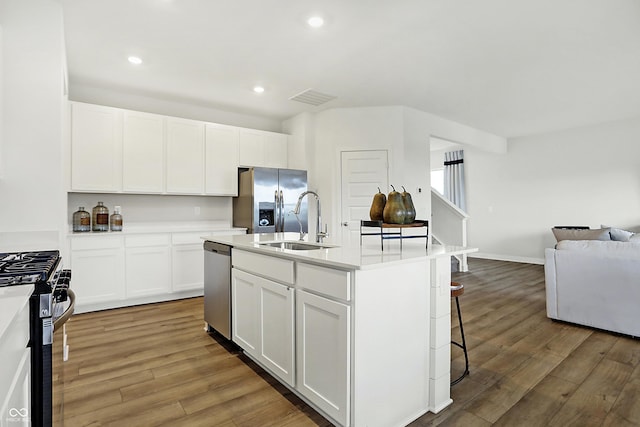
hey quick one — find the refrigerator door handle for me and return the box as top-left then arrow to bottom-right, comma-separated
279,190 -> 284,231
274,190 -> 280,231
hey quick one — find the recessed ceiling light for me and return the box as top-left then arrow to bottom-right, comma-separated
307,16 -> 324,28
253,86 -> 265,94
128,56 -> 143,65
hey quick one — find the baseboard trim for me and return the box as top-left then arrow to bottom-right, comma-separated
469,252 -> 544,265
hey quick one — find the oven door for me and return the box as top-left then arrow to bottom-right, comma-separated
52,288 -> 74,427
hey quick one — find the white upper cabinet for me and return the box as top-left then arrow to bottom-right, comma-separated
238,129 -> 288,169
122,110 -> 165,193
264,132 -> 288,169
70,103 -> 123,192
69,102 -> 289,195
205,124 -> 239,196
166,118 -> 205,194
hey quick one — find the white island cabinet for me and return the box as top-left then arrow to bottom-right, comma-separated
232,250 -> 295,387
207,232 -> 477,427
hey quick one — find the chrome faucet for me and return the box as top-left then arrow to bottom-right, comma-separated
292,190 -> 328,243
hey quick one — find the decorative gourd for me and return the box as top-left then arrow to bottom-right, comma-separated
401,186 -> 416,224
369,187 -> 386,221
383,185 -> 406,224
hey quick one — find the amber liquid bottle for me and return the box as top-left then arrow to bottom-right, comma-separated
72,207 -> 91,232
110,206 -> 123,231
92,201 -> 109,232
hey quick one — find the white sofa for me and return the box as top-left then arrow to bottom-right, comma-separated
545,240 -> 640,337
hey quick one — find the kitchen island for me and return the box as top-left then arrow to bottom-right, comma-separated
201,232 -> 476,427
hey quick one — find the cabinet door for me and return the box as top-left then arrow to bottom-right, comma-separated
238,129 -> 264,167
172,243 -> 204,292
0,349 -> 30,426
259,278 -> 295,386
296,290 -> 350,426
264,132 -> 288,168
122,111 -> 165,193
231,269 -> 259,355
70,102 -> 122,191
205,124 -> 239,195
125,235 -> 172,298
166,118 -> 205,194
70,246 -> 126,306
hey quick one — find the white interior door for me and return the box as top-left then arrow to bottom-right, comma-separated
340,150 -> 389,244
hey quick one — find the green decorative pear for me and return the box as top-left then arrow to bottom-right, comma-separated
369,187 -> 386,221
383,185 -> 407,224
401,186 -> 416,224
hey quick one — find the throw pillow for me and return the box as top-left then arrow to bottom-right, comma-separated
552,227 -> 612,242
630,233 -> 640,243
610,228 -> 635,242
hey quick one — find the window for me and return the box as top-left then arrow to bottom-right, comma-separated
431,169 -> 444,195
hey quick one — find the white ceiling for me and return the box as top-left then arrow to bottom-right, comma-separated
61,0 -> 640,138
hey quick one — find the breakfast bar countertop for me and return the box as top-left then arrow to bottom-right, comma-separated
201,232 -> 477,270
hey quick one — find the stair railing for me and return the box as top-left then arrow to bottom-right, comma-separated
431,189 -> 470,272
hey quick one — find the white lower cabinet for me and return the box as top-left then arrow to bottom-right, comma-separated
0,292 -> 31,426
172,243 -> 204,292
296,289 -> 350,426
231,268 -> 295,386
258,276 -> 295,386
231,269 -> 259,354
125,235 -> 172,298
70,236 -> 126,306
70,229 -> 244,312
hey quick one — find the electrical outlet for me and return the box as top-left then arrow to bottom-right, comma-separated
194,206 -> 201,216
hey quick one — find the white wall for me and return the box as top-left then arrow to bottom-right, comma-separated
70,84 -> 283,132
312,106 -> 405,237
466,115 -> 640,263
289,105 -> 506,238
0,0 -> 65,237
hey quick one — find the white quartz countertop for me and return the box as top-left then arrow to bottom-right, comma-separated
68,221 -> 246,237
201,232 -> 477,270
0,285 -> 33,343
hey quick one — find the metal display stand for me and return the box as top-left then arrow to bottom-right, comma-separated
360,220 -> 429,251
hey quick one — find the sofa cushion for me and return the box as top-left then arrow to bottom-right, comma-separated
552,227 -> 611,242
556,239 -> 640,259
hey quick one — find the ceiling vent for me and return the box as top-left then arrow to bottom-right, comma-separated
289,88 -> 336,106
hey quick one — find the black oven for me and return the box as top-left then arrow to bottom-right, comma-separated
0,251 -> 73,427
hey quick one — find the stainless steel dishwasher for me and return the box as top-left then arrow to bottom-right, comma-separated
203,241 -> 232,340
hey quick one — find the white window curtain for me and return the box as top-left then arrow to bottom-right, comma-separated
444,149 -> 467,212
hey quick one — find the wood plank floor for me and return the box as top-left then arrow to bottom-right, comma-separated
53,258 -> 640,426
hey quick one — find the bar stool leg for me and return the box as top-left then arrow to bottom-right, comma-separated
451,294 -> 469,386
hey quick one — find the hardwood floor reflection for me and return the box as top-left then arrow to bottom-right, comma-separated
53,259 -> 640,426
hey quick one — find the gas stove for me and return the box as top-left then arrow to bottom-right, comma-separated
0,250 -> 61,291
0,249 -> 72,427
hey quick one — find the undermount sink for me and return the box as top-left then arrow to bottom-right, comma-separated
259,241 -> 332,251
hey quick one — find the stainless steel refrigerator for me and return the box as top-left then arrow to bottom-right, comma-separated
233,167 -> 308,234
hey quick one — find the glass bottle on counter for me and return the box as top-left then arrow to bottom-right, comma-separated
110,206 -> 123,231
72,207 -> 91,232
92,201 -> 109,232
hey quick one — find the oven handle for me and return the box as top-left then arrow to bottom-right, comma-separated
53,289 -> 75,330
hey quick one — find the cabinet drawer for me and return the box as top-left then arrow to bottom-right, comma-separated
70,235 -> 123,250
297,263 -> 351,301
233,250 -> 294,285
125,234 -> 170,248
172,232 -> 206,245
